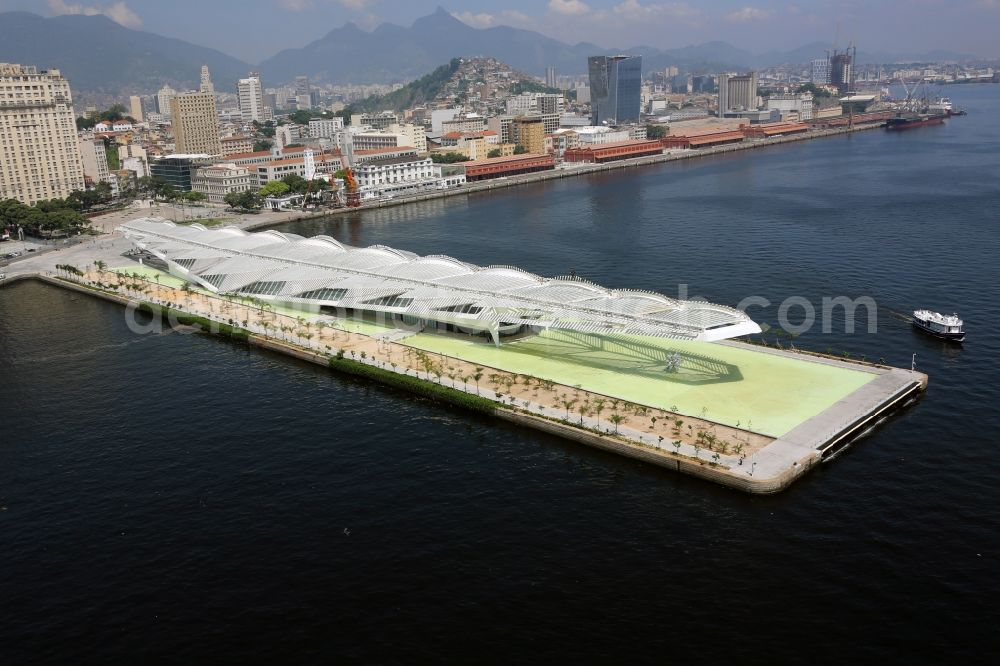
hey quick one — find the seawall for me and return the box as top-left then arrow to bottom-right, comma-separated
3,272 -> 924,495
242,123 -> 885,231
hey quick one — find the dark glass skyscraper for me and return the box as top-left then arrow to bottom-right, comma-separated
588,55 -> 642,125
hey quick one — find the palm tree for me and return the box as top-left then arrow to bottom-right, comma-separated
592,398 -> 606,428
609,414 -> 624,434
561,397 -> 577,420
473,368 -> 484,395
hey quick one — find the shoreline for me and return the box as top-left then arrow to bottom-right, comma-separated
240,122 -> 886,232
5,270 -> 927,495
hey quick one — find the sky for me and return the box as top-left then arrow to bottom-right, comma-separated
1,0 -> 997,62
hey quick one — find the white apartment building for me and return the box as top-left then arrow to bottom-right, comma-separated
574,126 -> 632,144
118,143 -> 149,178
308,117 -> 345,139
350,131 -> 406,152
0,63 -> 85,204
387,123 -> 427,153
78,134 -> 110,185
237,74 -> 265,123
122,156 -> 148,179
505,93 -> 564,116
441,115 -> 487,134
430,108 -> 458,132
191,163 -> 252,203
350,111 -> 399,130
766,92 -> 814,121
157,84 -> 177,117
275,124 -> 301,149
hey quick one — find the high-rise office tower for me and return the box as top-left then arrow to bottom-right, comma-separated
0,63 -> 85,204
200,65 -> 214,94
811,58 -> 831,85
717,72 -> 758,113
829,51 -> 853,94
129,95 -> 144,122
157,84 -> 177,117
545,66 -> 557,89
295,75 -> 310,98
170,91 -> 221,155
587,55 -> 642,125
237,72 -> 265,123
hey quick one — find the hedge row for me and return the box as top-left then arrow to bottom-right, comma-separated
136,302 -> 249,341
328,355 -> 497,415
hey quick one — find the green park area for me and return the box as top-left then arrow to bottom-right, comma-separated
404,329 -> 877,437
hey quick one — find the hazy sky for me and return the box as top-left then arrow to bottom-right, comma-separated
2,0 -> 997,62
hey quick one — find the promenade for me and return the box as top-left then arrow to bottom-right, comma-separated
3,252 -> 926,493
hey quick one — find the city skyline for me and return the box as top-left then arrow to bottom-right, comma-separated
0,0 -> 996,64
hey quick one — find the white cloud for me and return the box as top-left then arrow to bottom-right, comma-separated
452,11 -> 497,28
501,10 -> 531,23
337,0 -> 375,9
549,0 -> 591,16
48,0 -> 142,28
278,0 -> 313,10
726,6 -> 770,21
612,0 -> 700,20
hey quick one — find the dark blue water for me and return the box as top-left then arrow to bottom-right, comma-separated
3,85 -> 998,663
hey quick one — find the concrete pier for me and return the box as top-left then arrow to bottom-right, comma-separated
1,271 -> 927,494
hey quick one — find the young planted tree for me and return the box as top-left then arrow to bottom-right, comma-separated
609,414 -> 624,434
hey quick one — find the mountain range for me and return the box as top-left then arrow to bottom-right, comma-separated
0,8 -> 975,94
0,11 -> 249,95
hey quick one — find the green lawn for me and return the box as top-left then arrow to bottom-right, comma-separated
112,265 -> 188,289
404,329 -> 877,437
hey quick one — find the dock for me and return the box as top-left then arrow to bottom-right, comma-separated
2,266 -> 927,495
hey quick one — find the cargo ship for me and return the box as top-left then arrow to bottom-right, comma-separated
886,113 -> 946,131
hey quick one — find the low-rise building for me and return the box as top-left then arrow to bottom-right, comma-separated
354,147 -> 419,164
191,163 -> 253,203
766,92 -> 814,121
354,155 -> 436,188
574,126 -> 632,145
563,139 -> 664,163
150,154 -> 213,191
462,153 -> 555,182
220,135 -> 254,156
253,154 -> 341,188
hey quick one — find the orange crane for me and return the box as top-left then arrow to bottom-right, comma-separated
343,167 -> 360,207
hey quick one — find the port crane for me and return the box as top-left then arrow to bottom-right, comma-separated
340,130 -> 361,207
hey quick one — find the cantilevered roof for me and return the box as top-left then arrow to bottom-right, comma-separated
119,218 -> 761,342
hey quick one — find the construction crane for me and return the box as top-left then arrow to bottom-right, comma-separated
341,129 -> 361,207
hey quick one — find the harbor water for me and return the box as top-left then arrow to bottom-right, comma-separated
2,85 -> 998,662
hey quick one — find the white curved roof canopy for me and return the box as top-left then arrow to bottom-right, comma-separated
119,218 -> 761,341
